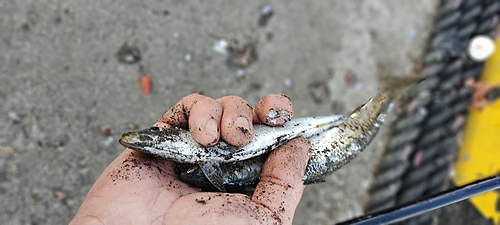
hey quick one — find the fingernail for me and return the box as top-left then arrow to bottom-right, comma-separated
204,118 -> 219,144
233,116 -> 251,135
266,109 -> 291,125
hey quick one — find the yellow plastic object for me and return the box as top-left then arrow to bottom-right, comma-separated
453,37 -> 500,224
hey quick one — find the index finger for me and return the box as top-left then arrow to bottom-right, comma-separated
158,94 -> 222,146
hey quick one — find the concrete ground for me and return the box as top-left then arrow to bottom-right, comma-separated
0,0 -> 451,224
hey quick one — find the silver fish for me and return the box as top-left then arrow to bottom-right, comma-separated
176,91 -> 391,191
120,114 -> 346,191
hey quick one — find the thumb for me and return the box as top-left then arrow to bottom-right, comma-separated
251,137 -> 310,224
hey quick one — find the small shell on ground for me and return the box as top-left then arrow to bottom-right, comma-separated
344,71 -> 357,87
124,122 -> 138,130
213,39 -> 229,55
100,125 -> 112,136
116,38 -> 141,64
54,190 -> 65,201
308,81 -> 330,103
258,4 -> 274,27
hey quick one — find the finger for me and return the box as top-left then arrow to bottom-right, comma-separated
158,100 -> 189,129
158,94 -> 222,146
216,96 -> 254,146
254,93 -> 293,126
251,137 -> 310,224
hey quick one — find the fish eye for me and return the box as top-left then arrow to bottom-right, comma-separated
150,127 -> 160,131
140,135 -> 154,142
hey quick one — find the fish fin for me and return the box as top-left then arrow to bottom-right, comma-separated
199,161 -> 227,192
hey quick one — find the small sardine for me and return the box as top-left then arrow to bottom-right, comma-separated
176,91 -> 390,191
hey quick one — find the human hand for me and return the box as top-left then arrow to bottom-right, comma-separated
70,94 -> 310,225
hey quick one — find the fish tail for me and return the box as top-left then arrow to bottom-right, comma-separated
345,75 -> 421,143
304,75 -> 422,184
378,75 -> 423,99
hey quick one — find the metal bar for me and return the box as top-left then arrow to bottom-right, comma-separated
337,174 -> 500,225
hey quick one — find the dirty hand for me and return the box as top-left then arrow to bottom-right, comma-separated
70,93 -> 310,225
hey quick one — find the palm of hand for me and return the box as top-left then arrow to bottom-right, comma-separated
71,94 -> 309,225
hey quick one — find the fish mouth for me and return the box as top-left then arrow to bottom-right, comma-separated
119,138 -> 138,149
119,132 -> 147,152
